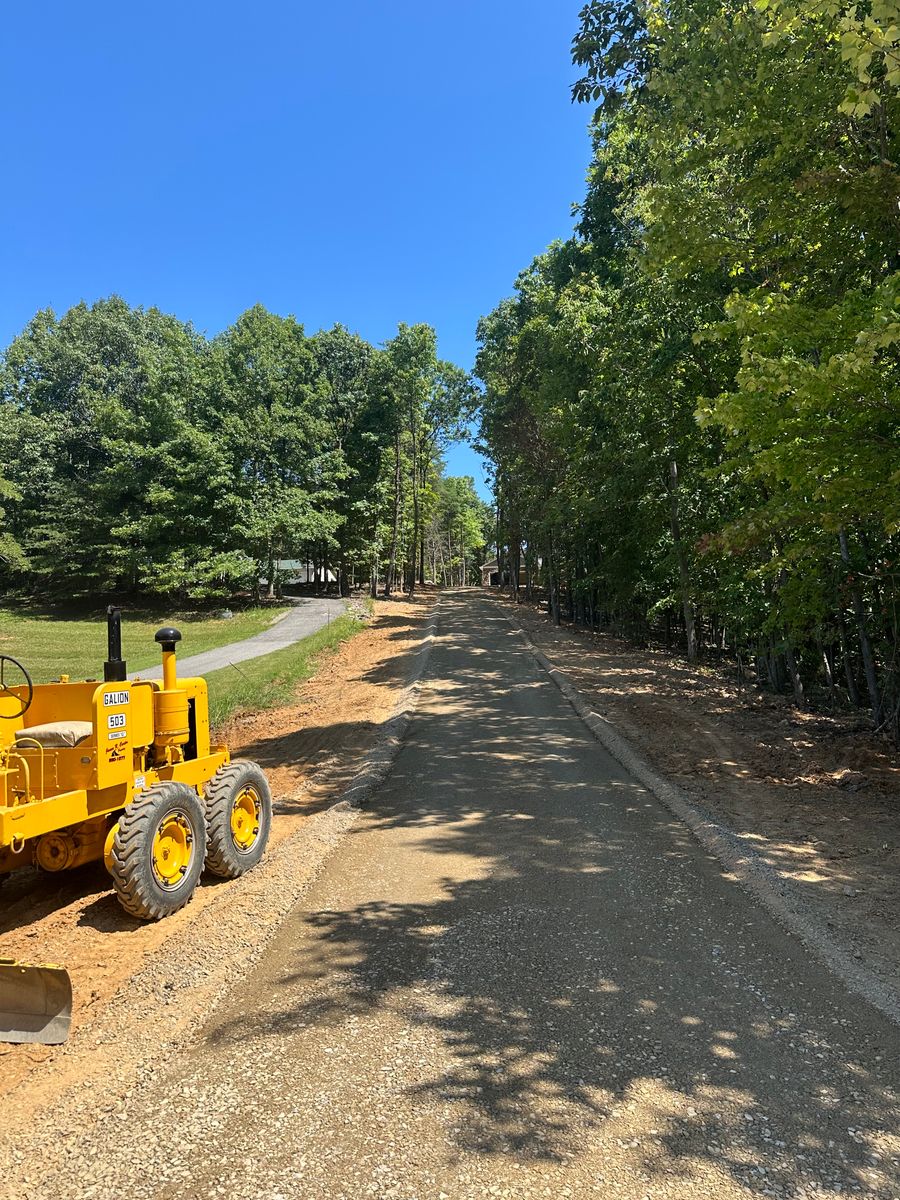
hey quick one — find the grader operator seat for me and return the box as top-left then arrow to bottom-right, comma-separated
15,722 -> 93,749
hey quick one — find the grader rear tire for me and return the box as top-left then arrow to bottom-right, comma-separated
203,760 -> 272,879
108,782 -> 207,920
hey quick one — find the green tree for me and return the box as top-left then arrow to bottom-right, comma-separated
203,305 -> 335,596
479,0 -> 899,732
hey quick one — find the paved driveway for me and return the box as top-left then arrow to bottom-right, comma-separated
129,596 -> 346,680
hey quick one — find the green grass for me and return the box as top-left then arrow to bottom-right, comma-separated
0,604 -> 289,684
206,612 -> 365,729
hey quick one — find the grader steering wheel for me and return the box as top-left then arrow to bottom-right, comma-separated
0,655 -> 33,719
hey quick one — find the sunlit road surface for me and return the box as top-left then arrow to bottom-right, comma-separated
71,593 -> 900,1198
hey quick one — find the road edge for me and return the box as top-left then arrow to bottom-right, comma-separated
500,600 -> 900,1027
334,595 -> 440,809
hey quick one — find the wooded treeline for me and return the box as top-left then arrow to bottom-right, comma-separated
477,0 -> 900,733
0,298 -> 491,600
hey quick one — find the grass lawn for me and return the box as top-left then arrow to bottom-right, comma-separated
206,611 -> 365,729
0,604 -> 289,684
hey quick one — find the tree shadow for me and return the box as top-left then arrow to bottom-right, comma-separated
203,595 -> 900,1196
366,614 -> 424,630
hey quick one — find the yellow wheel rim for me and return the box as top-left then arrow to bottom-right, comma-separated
231,786 -> 262,852
152,810 -> 194,890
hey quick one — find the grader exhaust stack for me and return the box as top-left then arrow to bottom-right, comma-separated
103,605 -> 127,683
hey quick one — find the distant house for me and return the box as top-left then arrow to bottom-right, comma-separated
259,559 -> 337,588
481,559 -> 501,587
481,558 -> 534,588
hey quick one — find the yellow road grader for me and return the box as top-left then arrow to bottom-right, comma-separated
0,607 -> 273,1043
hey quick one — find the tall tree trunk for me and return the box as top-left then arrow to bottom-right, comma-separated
772,636 -> 786,691
775,567 -> 804,706
668,460 -> 697,662
839,528 -> 882,725
818,633 -> 836,707
418,463 -> 427,587
385,431 -> 401,597
511,536 -> 521,602
836,604 -> 861,705
409,423 -> 418,599
494,502 -> 502,588
266,546 -> 276,600
783,637 -> 805,707
548,531 -> 561,626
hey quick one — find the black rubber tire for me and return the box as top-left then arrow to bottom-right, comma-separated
203,760 -> 272,879
108,782 -> 207,921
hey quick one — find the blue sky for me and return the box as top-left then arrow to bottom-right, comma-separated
0,2 -> 591,497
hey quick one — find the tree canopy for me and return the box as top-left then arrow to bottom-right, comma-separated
478,0 -> 900,734
0,298 -> 488,601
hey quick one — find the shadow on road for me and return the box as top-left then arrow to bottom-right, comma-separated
208,594 -> 899,1198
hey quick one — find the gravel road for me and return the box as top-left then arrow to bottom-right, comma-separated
129,597 -> 346,680
43,593 -> 900,1198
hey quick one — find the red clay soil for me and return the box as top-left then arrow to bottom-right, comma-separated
499,594 -> 900,997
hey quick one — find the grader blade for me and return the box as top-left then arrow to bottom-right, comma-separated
0,958 -> 72,1044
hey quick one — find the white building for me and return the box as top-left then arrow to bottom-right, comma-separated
259,559 -> 337,588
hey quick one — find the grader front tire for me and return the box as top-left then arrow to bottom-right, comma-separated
203,760 -> 272,879
108,782 -> 207,921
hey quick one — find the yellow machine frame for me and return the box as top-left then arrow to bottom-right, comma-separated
0,634 -> 228,878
